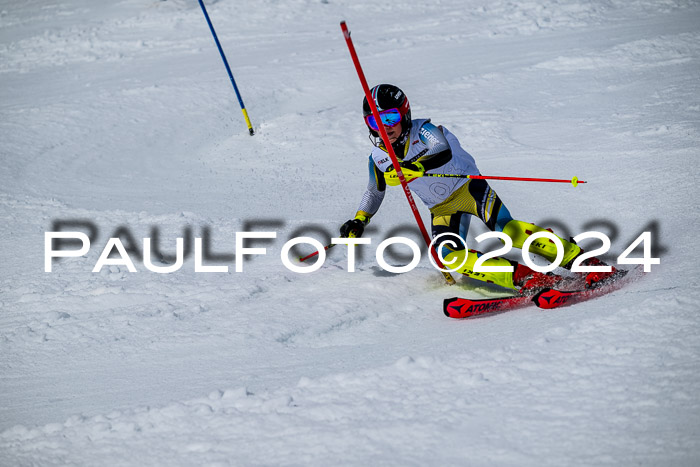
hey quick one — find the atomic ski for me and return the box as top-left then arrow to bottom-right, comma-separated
443,294 -> 532,318
443,272 -> 581,318
444,267 -> 638,319
532,269 -> 630,309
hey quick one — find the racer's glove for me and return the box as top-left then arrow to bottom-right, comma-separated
384,161 -> 425,186
339,214 -> 369,238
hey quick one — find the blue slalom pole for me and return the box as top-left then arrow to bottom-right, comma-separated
198,0 -> 254,135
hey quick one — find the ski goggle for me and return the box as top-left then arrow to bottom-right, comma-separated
364,108 -> 402,131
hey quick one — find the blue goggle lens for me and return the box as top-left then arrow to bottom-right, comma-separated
365,108 -> 402,131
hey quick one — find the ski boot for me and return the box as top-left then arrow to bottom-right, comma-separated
580,256 -> 618,288
565,252 -> 618,288
512,263 -> 563,296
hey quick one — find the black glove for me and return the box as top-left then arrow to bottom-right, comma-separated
339,218 -> 365,238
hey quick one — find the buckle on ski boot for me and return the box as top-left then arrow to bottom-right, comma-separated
513,263 -> 563,295
576,256 -> 618,288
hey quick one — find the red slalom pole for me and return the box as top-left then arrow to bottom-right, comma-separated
423,174 -> 586,187
299,243 -> 335,263
299,232 -> 359,263
340,21 -> 455,285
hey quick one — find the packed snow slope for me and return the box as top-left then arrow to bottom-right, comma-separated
1,0 -> 699,465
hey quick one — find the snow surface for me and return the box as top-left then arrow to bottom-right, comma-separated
1,0 -> 700,465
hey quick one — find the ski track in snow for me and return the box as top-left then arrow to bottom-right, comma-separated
1,0 -> 700,465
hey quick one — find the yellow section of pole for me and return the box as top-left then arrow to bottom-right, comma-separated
241,108 -> 254,135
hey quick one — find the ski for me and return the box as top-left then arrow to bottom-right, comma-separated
443,272 -> 584,318
443,294 -> 532,318
444,267 -> 638,318
532,269 -> 630,309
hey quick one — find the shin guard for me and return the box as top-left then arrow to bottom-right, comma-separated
443,248 -> 516,290
502,220 -> 581,266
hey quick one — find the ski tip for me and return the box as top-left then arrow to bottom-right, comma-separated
443,298 -> 458,317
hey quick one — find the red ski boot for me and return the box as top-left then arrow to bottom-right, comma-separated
512,263 -> 563,295
578,256 -> 618,288
563,249 -> 618,288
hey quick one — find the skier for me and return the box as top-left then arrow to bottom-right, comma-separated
339,84 -> 614,293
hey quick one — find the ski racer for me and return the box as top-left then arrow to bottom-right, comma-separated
339,84 -> 614,293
